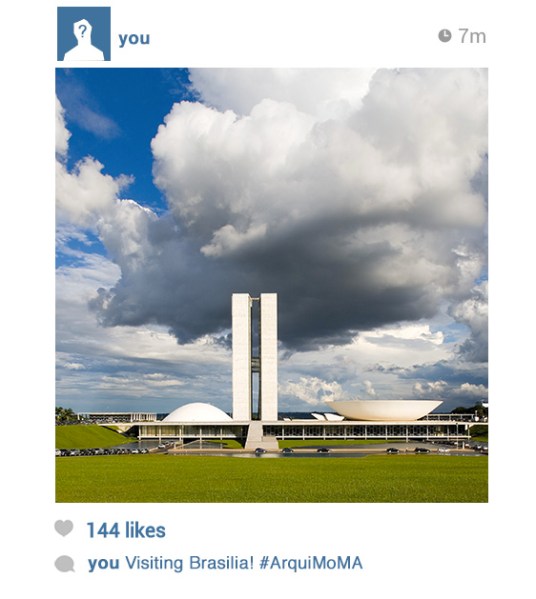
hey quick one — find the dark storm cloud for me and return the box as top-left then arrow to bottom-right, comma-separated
89,210 -> 446,349
80,69 -> 487,351
398,360 -> 488,387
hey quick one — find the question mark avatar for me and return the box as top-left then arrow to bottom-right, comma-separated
63,17 -> 105,60
73,19 -> 91,42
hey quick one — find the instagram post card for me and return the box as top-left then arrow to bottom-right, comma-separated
4,1 -> 534,596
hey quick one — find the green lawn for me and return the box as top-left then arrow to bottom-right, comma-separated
56,454 -> 488,503
56,425 -> 132,449
204,439 -> 243,449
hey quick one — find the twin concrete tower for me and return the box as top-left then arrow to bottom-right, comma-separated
232,293 -> 278,421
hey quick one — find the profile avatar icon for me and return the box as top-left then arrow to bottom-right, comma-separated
63,19 -> 104,61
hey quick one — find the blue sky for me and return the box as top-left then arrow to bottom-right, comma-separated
56,67 -> 488,415
56,69 -> 196,213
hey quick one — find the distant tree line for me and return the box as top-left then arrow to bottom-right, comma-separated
55,406 -> 79,425
451,402 -> 488,419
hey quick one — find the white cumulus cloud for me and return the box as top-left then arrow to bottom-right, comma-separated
280,376 -> 347,406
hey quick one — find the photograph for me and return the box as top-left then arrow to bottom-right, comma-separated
55,67 -> 488,503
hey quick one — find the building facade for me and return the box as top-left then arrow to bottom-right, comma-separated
232,293 -> 278,421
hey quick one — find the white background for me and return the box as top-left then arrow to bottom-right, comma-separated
3,1 -> 534,596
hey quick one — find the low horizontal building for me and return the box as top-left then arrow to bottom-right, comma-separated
75,294 -> 487,447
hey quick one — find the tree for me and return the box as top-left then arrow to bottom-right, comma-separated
55,406 -> 78,424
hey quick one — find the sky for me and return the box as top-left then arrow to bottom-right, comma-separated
55,67 -> 488,415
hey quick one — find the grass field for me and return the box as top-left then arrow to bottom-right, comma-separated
55,425 -> 132,449
56,454 -> 487,503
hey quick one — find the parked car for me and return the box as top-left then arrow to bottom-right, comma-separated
281,447 -> 294,454
254,447 -> 267,454
414,447 -> 430,454
386,447 -> 399,454
316,447 -> 330,453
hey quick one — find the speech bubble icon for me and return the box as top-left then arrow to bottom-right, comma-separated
55,555 -> 75,572
55,520 -> 74,536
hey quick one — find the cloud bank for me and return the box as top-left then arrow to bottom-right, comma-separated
56,68 -> 488,410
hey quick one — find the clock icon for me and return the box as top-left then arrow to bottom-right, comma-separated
438,29 -> 452,43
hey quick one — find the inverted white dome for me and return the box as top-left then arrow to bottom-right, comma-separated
163,402 -> 232,422
327,399 -> 442,422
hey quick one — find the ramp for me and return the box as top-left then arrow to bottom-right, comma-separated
244,421 -> 279,450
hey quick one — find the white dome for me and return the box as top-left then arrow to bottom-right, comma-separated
163,402 -> 232,423
327,399 -> 442,421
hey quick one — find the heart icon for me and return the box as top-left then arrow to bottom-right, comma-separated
55,520 -> 74,536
